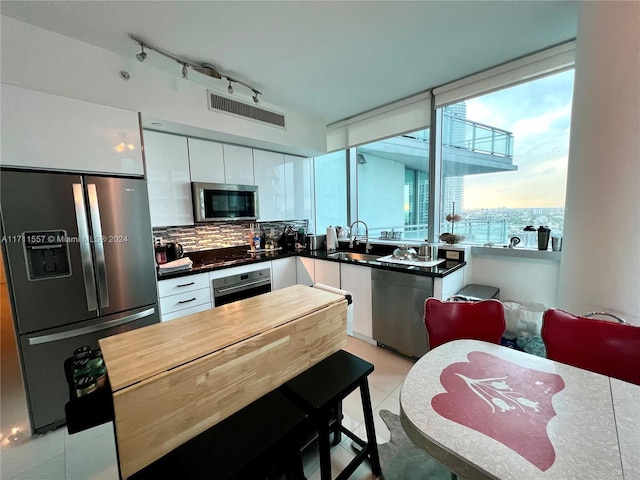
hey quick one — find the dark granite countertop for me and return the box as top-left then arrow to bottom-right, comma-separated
157,244 -> 465,280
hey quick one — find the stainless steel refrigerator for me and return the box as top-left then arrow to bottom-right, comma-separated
0,169 -> 159,434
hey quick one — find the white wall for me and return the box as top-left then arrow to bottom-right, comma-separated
469,255 -> 560,308
557,2 -> 640,325
0,16 -> 327,157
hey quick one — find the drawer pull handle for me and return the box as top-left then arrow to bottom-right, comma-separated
178,297 -> 197,304
177,282 -> 195,288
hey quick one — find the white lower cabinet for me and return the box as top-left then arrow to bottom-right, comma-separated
340,264 -> 372,338
433,267 -> 465,300
271,257 -> 297,290
158,273 -> 212,322
296,257 -> 315,286
314,259 -> 341,288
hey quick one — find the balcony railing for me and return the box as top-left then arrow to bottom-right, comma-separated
443,114 -> 514,158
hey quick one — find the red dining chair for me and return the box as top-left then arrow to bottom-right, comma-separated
541,309 -> 640,385
424,298 -> 506,350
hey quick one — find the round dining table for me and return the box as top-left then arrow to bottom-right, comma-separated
400,339 -> 639,480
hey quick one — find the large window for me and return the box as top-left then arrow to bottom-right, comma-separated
313,67 -> 574,246
314,150 -> 347,233
439,69 -> 574,244
356,128 -> 430,240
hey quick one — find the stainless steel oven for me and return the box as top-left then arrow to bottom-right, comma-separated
213,267 -> 271,306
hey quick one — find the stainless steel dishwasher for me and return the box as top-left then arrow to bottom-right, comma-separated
371,269 -> 433,358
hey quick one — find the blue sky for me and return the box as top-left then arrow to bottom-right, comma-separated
462,69 -> 574,209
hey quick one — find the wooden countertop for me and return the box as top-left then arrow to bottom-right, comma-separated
100,285 -> 345,392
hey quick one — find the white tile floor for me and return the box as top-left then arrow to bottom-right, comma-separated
0,337 -> 415,480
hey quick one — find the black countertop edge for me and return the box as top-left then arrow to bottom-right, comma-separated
156,249 -> 300,280
156,248 -> 465,281
302,250 -> 466,278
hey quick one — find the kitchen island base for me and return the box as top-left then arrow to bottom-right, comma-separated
99,285 -> 348,478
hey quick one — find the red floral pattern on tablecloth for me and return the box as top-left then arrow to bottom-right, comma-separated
431,351 -> 565,471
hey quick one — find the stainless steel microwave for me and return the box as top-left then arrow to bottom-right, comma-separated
192,182 -> 259,222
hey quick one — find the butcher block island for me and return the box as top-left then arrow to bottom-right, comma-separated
99,285 -> 348,478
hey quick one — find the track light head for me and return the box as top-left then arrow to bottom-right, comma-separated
181,64 -> 188,79
136,44 -> 146,62
227,79 -> 233,95
252,92 -> 260,104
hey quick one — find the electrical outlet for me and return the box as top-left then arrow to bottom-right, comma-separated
446,250 -> 460,260
154,236 -> 163,245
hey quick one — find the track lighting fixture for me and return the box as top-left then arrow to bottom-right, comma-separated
136,43 -> 147,62
129,34 -> 262,101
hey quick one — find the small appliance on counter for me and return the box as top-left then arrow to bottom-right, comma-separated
278,225 -> 298,252
165,242 -> 184,262
306,234 -> 326,251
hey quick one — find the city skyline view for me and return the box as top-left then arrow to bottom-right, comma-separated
460,69 -> 574,211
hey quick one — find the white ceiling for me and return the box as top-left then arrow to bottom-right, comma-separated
0,1 -> 578,125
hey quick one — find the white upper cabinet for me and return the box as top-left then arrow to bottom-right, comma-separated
253,149 -> 286,221
188,140 -> 254,186
144,130 -> 194,227
223,145 -> 255,185
285,154 -> 314,222
1,85 -> 143,176
188,138 -> 225,184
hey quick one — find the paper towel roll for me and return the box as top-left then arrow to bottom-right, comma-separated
326,226 -> 338,252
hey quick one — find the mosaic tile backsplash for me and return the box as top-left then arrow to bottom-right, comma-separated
153,220 -> 309,253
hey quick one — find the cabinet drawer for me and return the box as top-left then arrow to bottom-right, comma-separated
158,273 -> 209,297
160,288 -> 212,315
161,302 -> 212,322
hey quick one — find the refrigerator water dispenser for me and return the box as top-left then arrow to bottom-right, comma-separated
23,230 -> 71,280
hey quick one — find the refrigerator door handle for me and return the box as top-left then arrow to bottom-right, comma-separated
87,184 -> 109,308
27,307 -> 157,345
73,183 -> 98,312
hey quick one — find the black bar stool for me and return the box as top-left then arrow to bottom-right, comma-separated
279,350 -> 382,480
129,390 -> 308,480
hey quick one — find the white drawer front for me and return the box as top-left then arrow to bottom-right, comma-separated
161,302 -> 212,322
160,287 -> 212,315
158,273 -> 209,297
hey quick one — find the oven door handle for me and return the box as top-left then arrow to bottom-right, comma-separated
214,278 -> 271,296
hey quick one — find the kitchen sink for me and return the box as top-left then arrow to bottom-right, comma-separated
327,252 -> 381,263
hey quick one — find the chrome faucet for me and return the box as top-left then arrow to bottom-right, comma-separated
349,220 -> 372,252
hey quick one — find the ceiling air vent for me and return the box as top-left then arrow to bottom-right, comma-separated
207,91 -> 285,128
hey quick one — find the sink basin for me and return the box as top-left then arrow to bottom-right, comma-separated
327,252 -> 381,263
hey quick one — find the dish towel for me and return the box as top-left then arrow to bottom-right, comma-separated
313,283 -> 353,335
158,257 -> 193,275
